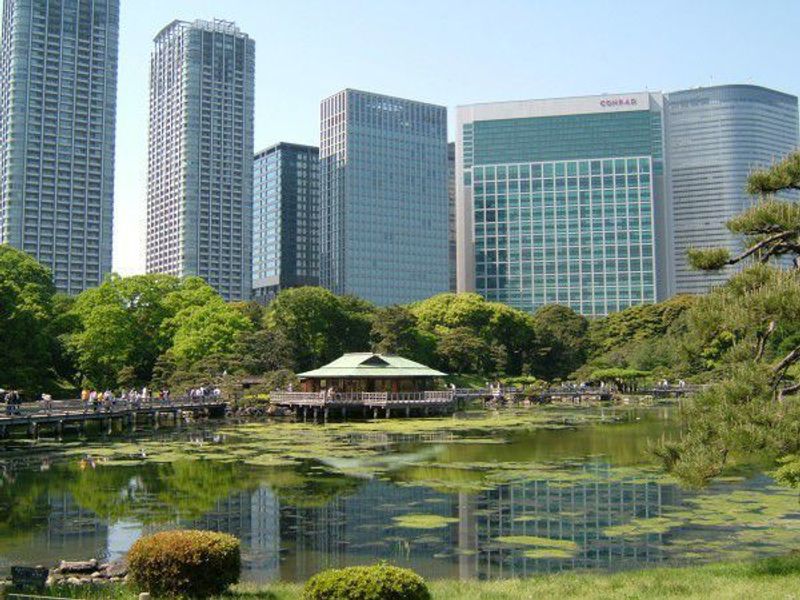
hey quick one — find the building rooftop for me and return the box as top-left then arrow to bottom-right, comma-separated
298,353 -> 447,379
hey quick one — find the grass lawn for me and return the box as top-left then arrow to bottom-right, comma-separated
33,554 -> 800,599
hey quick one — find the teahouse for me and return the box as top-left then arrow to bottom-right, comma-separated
271,353 -> 454,420
297,352 -> 446,393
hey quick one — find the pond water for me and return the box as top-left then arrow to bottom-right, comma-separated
1,406 -> 799,582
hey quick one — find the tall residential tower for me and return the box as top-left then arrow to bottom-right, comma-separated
456,93 -> 669,317
665,85 -> 799,294
0,0 -> 119,293
252,142 -> 319,303
146,19 -> 255,301
319,89 -> 449,305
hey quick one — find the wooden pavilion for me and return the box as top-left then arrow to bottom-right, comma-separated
270,353 -> 454,420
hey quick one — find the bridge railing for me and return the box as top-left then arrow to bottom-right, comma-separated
270,390 -> 455,406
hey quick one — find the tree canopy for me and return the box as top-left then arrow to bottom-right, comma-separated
0,245 -> 62,394
656,151 -> 800,487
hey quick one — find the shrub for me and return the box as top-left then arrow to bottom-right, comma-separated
127,529 -> 240,598
303,563 -> 431,600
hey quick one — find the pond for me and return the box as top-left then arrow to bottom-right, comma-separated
1,406 -> 799,583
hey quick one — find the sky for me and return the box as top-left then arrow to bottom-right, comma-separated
113,0 -> 800,275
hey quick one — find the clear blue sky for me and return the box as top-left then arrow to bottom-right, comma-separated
113,0 -> 800,275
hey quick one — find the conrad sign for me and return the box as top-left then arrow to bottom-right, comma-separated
600,97 -> 639,107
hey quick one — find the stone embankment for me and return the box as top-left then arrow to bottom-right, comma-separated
0,558 -> 128,589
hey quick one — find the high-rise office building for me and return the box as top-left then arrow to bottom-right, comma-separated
0,0 -> 119,294
456,92 -> 668,317
146,19 -> 254,301
665,85 -> 799,294
448,141 -> 457,291
319,89 -> 449,305
252,142 -> 319,303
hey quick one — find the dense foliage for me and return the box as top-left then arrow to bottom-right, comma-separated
303,563 -> 431,600
0,246 -> 71,395
654,151 -> 800,487
127,529 -> 241,598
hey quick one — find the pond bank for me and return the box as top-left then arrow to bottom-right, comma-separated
14,555 -> 800,599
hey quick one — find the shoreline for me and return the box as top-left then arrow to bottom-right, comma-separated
6,555 -> 800,599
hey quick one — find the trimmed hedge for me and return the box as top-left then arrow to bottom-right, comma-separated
127,529 -> 240,598
303,563 -> 431,600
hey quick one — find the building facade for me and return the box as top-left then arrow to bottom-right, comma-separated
319,89 -> 449,305
252,142 -> 319,303
448,141 -> 457,291
146,19 -> 254,301
0,0 -> 119,294
665,85 -> 799,294
456,92 -> 669,317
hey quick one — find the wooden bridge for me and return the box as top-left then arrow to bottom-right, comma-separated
0,397 -> 227,439
270,390 -> 456,421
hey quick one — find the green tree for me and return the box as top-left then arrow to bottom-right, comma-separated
531,305 -> 588,380
0,245 -> 59,394
436,327 -> 494,375
67,274 -> 184,388
168,300 -> 253,367
264,287 -> 375,370
657,151 -> 800,487
410,293 -> 539,375
370,305 -> 437,364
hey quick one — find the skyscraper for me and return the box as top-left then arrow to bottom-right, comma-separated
319,89 -> 449,306
448,141 -> 457,292
456,92 -> 669,317
665,85 -> 799,294
146,19 -> 254,301
252,142 -> 319,303
0,0 -> 119,294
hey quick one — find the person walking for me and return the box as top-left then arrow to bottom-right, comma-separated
41,393 -> 53,415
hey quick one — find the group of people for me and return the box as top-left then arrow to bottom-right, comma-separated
188,386 -> 222,400
1,389 -> 22,415
80,387 -> 173,412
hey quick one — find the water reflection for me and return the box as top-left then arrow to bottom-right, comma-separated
0,408 -> 798,582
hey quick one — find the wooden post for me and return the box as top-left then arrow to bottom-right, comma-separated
373,407 -> 378,420
56,420 -> 64,440
154,412 -> 160,430
324,408 -> 329,424
406,406 -> 411,418
342,407 -> 347,421
385,407 -> 390,419
303,407 -> 307,423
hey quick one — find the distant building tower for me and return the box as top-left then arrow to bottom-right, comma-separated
146,19 -> 255,301
456,92 -> 669,317
0,0 -> 119,294
252,143 -> 319,303
665,85 -> 799,294
448,141 -> 457,291
319,89 -> 449,305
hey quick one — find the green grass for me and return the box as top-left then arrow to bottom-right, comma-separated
24,554 -> 800,599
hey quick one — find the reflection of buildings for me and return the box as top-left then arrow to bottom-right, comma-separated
280,480 -> 459,581
189,488 -> 281,582
461,463 -> 681,578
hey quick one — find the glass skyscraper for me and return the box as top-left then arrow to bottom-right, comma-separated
448,141 -> 457,291
319,89 -> 449,306
0,0 -> 119,294
146,19 -> 254,301
456,93 -> 668,317
665,85 -> 799,294
252,142 -> 319,303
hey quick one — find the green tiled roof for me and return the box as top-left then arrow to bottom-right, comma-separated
297,353 -> 447,379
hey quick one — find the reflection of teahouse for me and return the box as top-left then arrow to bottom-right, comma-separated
297,353 -> 446,393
